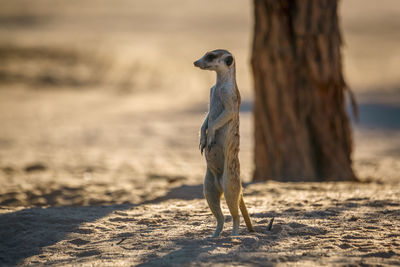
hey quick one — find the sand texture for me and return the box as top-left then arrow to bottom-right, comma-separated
1,182 -> 400,266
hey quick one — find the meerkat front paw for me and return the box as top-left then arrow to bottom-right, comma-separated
207,130 -> 216,152
199,134 -> 207,155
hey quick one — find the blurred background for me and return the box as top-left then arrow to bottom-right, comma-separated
0,0 -> 399,207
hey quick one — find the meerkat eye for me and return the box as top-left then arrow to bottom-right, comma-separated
205,54 -> 216,61
225,55 -> 233,67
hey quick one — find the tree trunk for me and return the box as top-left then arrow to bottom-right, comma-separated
251,0 -> 357,181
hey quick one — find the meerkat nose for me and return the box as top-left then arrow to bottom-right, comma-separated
194,60 -> 200,67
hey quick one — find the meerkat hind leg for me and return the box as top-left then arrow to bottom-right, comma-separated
204,168 -> 224,238
223,173 -> 241,236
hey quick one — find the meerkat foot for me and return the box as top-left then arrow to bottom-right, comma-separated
206,231 -> 221,239
208,223 -> 223,238
206,227 -> 222,238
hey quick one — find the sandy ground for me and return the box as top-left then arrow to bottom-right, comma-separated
0,0 -> 400,266
1,182 -> 399,266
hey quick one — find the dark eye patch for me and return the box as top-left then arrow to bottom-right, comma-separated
225,55 -> 233,66
205,54 -> 216,61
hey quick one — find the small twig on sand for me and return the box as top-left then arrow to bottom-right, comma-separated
116,238 -> 127,245
268,217 -> 274,231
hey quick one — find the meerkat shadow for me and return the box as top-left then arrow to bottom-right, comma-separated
142,184 -> 204,205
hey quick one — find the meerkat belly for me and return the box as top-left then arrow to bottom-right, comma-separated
205,92 -> 235,176
206,124 -> 234,178
205,124 -> 230,178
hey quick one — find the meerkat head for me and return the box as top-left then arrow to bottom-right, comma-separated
193,49 -> 234,72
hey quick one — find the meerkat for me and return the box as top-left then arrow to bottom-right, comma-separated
194,49 -> 254,237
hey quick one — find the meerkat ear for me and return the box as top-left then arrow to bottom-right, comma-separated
225,55 -> 233,67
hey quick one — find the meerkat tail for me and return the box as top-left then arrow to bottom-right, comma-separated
239,195 -> 254,232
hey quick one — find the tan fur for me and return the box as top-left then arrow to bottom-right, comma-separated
194,49 -> 254,237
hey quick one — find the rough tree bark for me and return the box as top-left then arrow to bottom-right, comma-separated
251,0 -> 357,181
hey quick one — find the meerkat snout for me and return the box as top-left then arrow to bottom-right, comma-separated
193,60 -> 201,67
